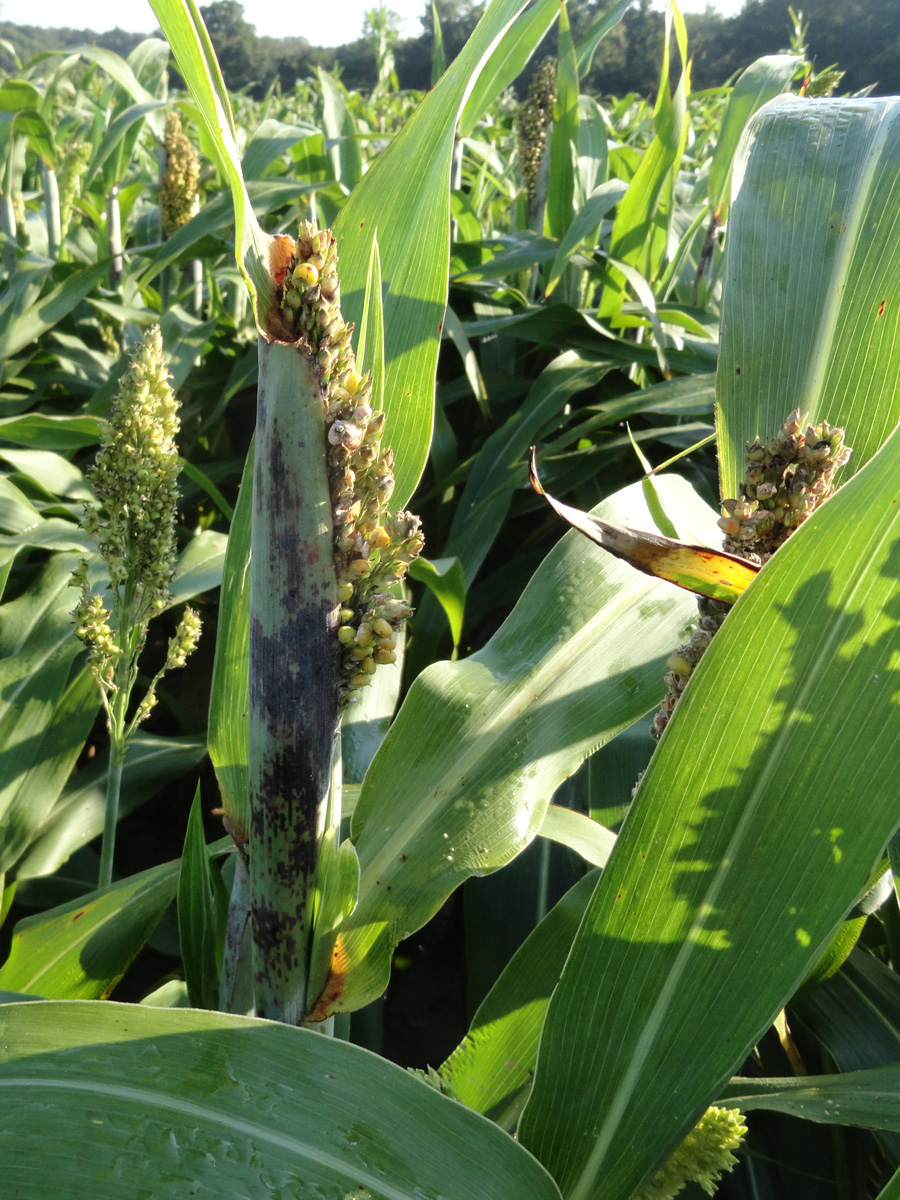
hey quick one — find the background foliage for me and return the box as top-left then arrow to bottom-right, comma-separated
2,0 -> 899,97
2,1 -> 900,1197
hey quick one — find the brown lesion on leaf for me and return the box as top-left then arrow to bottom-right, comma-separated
304,933 -> 349,1022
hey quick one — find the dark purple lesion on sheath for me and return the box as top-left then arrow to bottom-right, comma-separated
248,377 -> 341,1010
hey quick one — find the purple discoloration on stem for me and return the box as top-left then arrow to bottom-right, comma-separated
249,339 -> 340,1024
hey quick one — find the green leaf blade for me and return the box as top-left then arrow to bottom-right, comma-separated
333,0 -> 535,508
518,417 -> 900,1200
718,96 -> 900,496
0,1001 -> 563,1200
333,476 -> 710,1014
706,53 -> 800,220
0,864 -> 179,1000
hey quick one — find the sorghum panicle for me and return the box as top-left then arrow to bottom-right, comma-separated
651,409 -> 851,740
160,111 -> 200,237
637,1106 -> 747,1200
269,220 -> 423,705
517,58 -> 556,205
73,327 -> 201,713
716,408 -> 851,562
83,325 -> 181,614
70,558 -> 120,684
58,141 -> 91,236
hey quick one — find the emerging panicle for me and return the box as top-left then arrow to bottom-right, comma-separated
268,220 -> 423,705
637,1106 -> 747,1200
58,141 -> 91,240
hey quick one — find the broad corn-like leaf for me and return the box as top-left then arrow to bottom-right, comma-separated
718,96 -> 900,496
529,448 -> 758,602
333,0 -> 535,507
518,416 -> 900,1200
538,805 -> 616,869
357,229 -> 385,414
0,1001 -> 563,1200
407,555 -> 466,650
441,871 -> 600,1127
414,351 -> 618,665
0,863 -> 179,1000
598,1 -> 690,318
177,789 -> 228,1011
706,54 -> 800,221
720,1067 -> 900,1131
318,69 -> 363,192
207,443 -> 252,835
574,0 -> 638,76
546,2 -> 578,242
327,475 -> 711,1014
0,261 -> 110,360
544,180 -> 626,298
0,553 -> 100,875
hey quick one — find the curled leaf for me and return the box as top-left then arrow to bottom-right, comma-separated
528,447 -> 758,603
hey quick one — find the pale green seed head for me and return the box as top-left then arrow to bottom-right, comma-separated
83,325 -> 182,616
637,1106 -> 747,1200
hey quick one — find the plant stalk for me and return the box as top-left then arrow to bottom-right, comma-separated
0,193 -> 16,272
98,684 -> 129,889
41,162 -> 61,260
249,337 -> 340,1025
107,185 -> 123,291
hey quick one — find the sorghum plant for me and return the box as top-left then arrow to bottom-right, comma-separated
72,326 -> 201,885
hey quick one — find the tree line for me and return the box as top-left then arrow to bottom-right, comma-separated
2,0 -> 898,99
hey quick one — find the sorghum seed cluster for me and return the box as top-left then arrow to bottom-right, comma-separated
272,221 -> 423,704
651,409 -> 851,741
517,58 -> 556,206
160,111 -> 200,237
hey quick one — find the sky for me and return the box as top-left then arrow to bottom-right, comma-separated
1,0 -> 748,47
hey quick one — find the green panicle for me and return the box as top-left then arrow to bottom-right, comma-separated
71,325 -> 200,887
637,1106 -> 747,1200
58,141 -> 91,237
160,110 -> 200,237
82,325 -> 181,616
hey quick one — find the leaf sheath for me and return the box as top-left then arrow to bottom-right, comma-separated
249,339 -> 340,1024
